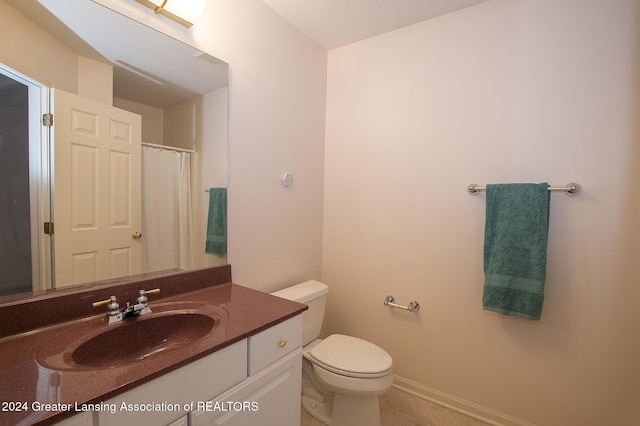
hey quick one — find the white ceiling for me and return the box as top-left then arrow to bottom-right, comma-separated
260,0 -> 491,50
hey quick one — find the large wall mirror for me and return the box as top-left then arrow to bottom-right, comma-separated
0,0 -> 229,301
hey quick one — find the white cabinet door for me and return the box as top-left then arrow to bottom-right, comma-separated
53,411 -> 93,426
190,349 -> 302,426
53,88 -> 142,287
167,414 -> 188,426
97,340 -> 247,426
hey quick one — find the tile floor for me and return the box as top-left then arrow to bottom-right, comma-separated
300,386 -> 492,426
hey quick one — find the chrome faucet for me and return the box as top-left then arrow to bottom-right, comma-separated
92,288 -> 160,324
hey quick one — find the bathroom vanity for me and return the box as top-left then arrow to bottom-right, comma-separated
0,266 -> 306,426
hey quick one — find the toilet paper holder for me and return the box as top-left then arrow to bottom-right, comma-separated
384,295 -> 420,312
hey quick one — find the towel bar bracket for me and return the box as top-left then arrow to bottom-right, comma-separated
384,295 -> 420,312
467,182 -> 581,196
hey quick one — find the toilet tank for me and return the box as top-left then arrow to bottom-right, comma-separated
271,280 -> 328,346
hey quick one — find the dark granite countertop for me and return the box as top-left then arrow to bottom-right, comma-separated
0,266 -> 306,425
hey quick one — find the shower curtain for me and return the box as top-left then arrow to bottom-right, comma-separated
141,147 -> 192,273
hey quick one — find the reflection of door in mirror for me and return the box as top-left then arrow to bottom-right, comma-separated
53,89 -> 142,288
0,65 -> 50,297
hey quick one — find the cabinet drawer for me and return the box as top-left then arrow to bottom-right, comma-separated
248,315 -> 301,375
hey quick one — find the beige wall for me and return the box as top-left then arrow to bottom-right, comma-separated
77,56 -> 112,105
0,1 -> 110,106
0,1 -> 77,92
323,0 -> 640,424
113,97 -> 164,145
164,99 -> 196,151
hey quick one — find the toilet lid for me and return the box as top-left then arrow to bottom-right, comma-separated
309,334 -> 392,378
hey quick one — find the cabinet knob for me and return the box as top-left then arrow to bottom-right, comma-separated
279,340 -> 287,348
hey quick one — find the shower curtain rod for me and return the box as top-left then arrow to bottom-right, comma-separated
467,183 -> 581,196
142,142 -> 195,154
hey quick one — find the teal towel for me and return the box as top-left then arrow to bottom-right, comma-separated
483,183 -> 550,320
205,188 -> 227,256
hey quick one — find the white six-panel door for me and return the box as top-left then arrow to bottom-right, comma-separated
53,89 -> 142,287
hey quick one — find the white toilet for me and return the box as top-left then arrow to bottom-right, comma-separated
272,280 -> 393,426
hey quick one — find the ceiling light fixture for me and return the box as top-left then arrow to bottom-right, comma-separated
135,0 -> 207,27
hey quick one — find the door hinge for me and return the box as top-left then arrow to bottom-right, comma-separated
42,113 -> 53,127
44,222 -> 54,235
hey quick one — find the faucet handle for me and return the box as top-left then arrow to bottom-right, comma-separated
137,288 -> 160,306
92,296 -> 120,315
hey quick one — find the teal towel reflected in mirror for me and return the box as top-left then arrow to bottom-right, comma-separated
483,183 -> 550,320
206,188 -> 227,257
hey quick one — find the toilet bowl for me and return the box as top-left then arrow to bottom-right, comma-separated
272,281 -> 393,426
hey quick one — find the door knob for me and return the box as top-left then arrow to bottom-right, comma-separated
132,231 -> 142,240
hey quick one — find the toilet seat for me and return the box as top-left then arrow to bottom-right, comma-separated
308,334 -> 392,378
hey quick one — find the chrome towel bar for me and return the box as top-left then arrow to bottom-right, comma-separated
384,295 -> 420,312
467,182 -> 581,196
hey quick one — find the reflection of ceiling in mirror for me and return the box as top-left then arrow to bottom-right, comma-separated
6,0 -> 228,108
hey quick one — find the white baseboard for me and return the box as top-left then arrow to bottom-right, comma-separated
392,375 -> 536,426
